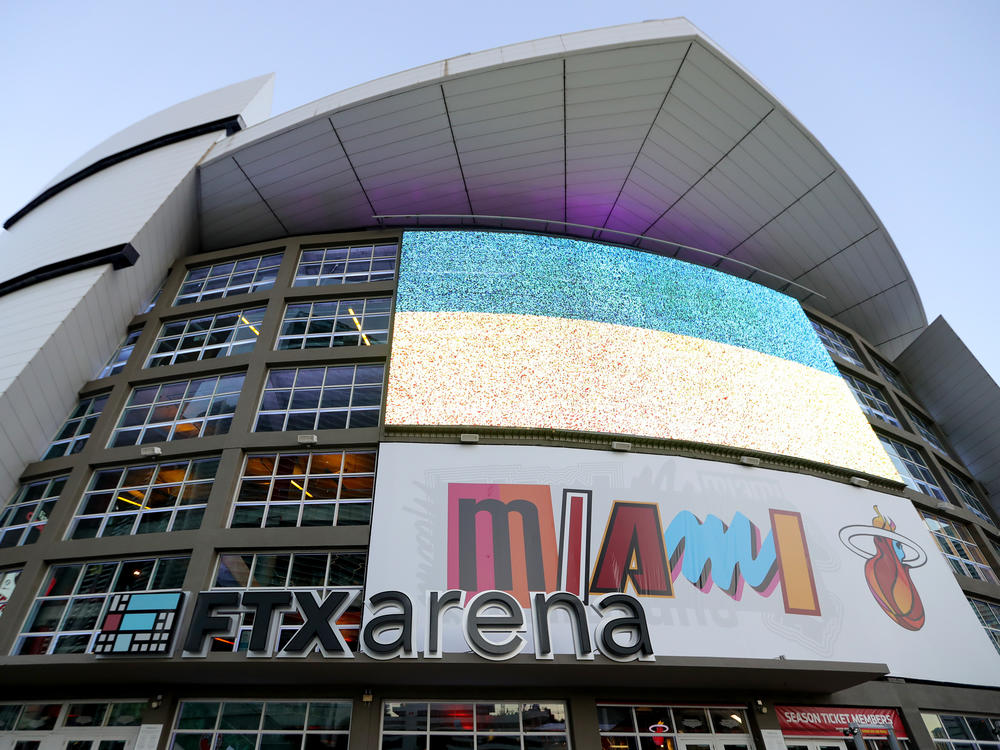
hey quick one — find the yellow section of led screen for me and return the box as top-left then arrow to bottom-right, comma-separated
385,311 -> 901,480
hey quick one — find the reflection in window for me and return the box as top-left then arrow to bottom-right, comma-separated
875,359 -> 910,396
840,371 -> 899,426
597,704 -> 751,750
109,373 -> 245,447
0,476 -> 67,547
810,320 -> 864,367
293,244 -> 397,287
905,407 -> 948,455
44,394 -> 109,459
967,597 -> 1000,655
67,457 -> 220,539
99,330 -> 142,378
277,297 -> 391,350
174,253 -> 282,306
921,512 -> 999,584
254,365 -> 384,432
211,552 -> 366,653
877,435 -> 946,500
15,556 -> 189,655
0,568 -> 22,618
171,701 -> 351,750
381,702 -> 568,750
147,308 -> 264,367
231,451 -> 376,529
945,469 -> 995,525
922,710 -> 1000,747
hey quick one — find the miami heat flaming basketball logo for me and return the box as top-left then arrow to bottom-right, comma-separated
839,506 -> 927,630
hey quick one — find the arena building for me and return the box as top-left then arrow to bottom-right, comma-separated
0,18 -> 998,750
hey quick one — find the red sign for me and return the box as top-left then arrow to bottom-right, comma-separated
775,706 -> 907,739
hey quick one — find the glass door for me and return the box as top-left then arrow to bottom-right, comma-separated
676,740 -> 755,750
784,741 -> 847,750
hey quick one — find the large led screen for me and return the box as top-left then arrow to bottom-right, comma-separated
385,230 -> 898,480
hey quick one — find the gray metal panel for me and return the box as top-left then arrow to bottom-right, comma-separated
191,23 -> 926,348
895,317 -> 1000,509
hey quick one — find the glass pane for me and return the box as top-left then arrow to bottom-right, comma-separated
258,735 -> 302,750
673,709 -> 709,733
174,735 -> 213,750
303,736 -> 348,750
107,703 -> 145,726
383,703 -> 426,732
598,706 -> 634,733
215,735 -> 256,750
307,702 -> 351,731
710,709 -> 748,734
178,702 -> 221,730
524,737 -> 568,750
522,704 -> 565,732
478,703 -> 521,733
17,704 -> 62,730
601,738 -> 637,750
66,703 -> 109,726
382,737 -> 426,750
429,738 -> 473,750
262,703 -> 307,730
220,703 -> 263,730
429,703 -> 473,732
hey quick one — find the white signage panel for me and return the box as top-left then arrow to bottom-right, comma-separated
363,442 -> 1000,686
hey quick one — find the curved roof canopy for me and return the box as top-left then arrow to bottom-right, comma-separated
201,20 -> 925,355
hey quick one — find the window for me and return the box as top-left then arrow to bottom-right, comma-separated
967,597 -> 1000,655
0,702 -> 145,731
109,373 -> 245,447
277,297 -> 391,350
382,701 -> 569,750
231,451 -> 375,529
142,279 -> 166,314
877,435 -> 946,500
875,359 -> 910,395
0,569 -> 22,618
67,457 -> 219,539
99,330 -> 142,378
14,555 -> 189,654
174,253 -> 282,306
810,319 -> 864,367
211,551 -> 366,653
171,701 -> 351,750
254,365 -> 384,432
923,711 -> 1000,748
945,469 -> 994,524
840,371 -> 899,426
43,394 -> 109,459
921,512 -> 999,584
147,307 -> 265,367
293,243 -> 397,287
905,407 -> 949,454
0,476 -> 67,547
598,704 -> 753,750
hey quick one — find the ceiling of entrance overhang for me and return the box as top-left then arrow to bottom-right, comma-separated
197,19 -> 926,356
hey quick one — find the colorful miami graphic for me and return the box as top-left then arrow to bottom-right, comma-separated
839,506 -> 927,631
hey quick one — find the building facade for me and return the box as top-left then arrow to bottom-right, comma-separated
0,19 -> 998,750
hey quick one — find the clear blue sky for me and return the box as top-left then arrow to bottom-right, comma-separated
1,0 -> 997,383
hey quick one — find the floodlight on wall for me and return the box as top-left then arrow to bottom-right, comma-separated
611,441 -> 632,452
460,433 -> 480,444
362,690 -> 373,703
140,446 -> 162,457
849,477 -> 870,488
297,434 -> 319,444
739,455 -> 761,467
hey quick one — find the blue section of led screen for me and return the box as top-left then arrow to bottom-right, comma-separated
398,231 -> 837,374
